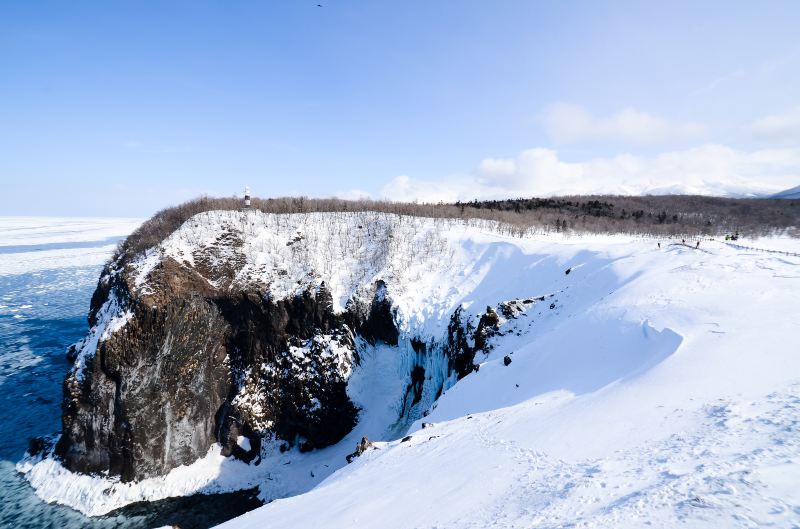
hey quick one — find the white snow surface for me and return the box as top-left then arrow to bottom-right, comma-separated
207,214 -> 799,529
129,210 -> 555,335
16,211 -> 800,527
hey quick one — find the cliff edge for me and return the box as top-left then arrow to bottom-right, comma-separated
38,211 -> 504,486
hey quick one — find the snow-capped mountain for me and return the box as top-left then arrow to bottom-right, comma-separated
17,210 -> 800,528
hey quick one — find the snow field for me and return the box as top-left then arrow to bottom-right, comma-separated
213,216 -> 800,528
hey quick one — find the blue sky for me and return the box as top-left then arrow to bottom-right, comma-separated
1,1 -> 799,216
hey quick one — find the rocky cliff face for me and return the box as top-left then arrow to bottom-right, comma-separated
53,211 -> 502,482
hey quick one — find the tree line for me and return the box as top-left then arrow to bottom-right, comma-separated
115,194 -> 799,264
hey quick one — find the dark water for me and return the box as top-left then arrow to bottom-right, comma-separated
0,265 -> 260,529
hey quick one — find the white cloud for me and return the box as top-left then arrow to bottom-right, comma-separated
381,175 -> 473,204
380,144 -> 800,202
543,103 -> 706,145
334,188 -> 372,201
750,107 -> 800,141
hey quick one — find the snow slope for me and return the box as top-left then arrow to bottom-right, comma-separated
214,225 -> 800,528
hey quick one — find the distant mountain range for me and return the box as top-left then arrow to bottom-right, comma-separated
773,185 -> 800,199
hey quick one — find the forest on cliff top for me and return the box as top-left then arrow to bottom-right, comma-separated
116,194 -> 799,263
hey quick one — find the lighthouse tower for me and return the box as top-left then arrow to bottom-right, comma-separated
243,186 -> 251,209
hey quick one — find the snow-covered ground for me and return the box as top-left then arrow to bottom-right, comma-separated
721,235 -> 800,256
10,212 -> 800,527
208,217 -> 799,528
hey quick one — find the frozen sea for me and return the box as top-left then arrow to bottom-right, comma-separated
0,217 -> 259,529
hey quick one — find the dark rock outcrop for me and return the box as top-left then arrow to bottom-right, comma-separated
444,305 -> 503,379
59,283 -> 232,481
55,256 -> 378,481
445,307 -> 477,379
345,280 -> 398,346
53,223 -> 521,483
345,436 -> 374,464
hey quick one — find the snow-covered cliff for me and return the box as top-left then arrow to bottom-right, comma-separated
16,211 -> 563,514
17,211 -> 800,527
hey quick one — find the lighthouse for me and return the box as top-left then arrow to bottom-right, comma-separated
243,186 -> 251,209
